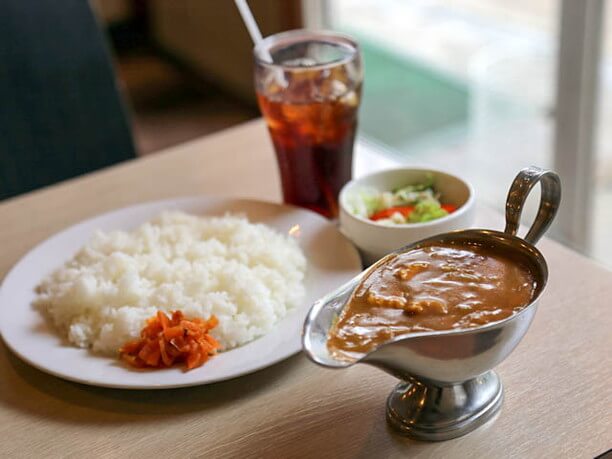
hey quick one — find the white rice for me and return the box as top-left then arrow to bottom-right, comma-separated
34,211 -> 307,355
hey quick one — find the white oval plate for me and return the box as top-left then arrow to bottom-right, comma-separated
0,197 -> 361,389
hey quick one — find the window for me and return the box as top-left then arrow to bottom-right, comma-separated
307,0 -> 612,267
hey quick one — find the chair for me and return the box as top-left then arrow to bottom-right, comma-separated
0,0 -> 136,200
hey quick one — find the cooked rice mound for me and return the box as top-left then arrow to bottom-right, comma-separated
34,211 -> 307,355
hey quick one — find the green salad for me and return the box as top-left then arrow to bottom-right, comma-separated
345,175 -> 457,225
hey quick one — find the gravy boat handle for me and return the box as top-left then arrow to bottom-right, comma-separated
504,166 -> 561,245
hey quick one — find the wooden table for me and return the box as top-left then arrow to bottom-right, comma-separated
0,120 -> 610,458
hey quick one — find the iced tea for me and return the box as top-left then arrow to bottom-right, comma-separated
254,31 -> 362,219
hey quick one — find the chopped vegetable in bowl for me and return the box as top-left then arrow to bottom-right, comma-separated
345,175 -> 457,225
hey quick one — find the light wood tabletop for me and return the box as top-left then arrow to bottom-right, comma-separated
0,119 -> 610,458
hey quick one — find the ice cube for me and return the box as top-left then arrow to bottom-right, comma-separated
340,90 -> 359,108
282,57 -> 318,68
262,70 -> 288,98
330,80 -> 348,98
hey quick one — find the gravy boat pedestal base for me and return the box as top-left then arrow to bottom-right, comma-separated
386,371 -> 503,441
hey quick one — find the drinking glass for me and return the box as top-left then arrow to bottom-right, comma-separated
254,30 -> 363,219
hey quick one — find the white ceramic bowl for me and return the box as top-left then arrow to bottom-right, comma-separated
339,168 -> 476,265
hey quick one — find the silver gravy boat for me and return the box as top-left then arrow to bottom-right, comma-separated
303,166 -> 561,441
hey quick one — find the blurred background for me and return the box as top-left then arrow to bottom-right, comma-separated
92,0 -> 295,154
3,1 -> 611,267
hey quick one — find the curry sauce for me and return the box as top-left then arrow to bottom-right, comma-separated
328,243 -> 537,360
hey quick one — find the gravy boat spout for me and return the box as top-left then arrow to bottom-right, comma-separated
302,166 -> 561,441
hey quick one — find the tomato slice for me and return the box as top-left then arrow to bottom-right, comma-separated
441,204 -> 457,213
370,206 -> 414,221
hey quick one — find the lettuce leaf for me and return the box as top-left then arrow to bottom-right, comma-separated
408,200 -> 448,223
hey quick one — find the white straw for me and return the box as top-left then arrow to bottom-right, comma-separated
234,0 -> 273,62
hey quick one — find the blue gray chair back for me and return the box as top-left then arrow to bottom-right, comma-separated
0,0 -> 136,200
